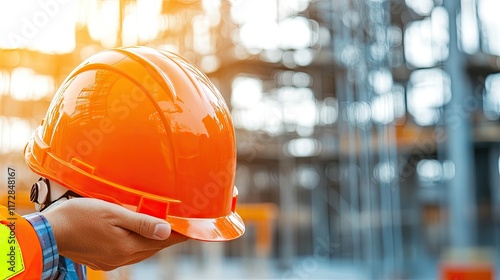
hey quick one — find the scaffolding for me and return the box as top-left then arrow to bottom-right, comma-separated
0,0 -> 499,279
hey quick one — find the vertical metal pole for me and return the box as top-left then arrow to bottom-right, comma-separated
353,1 -> 379,274
387,125 -> 403,267
443,0 -> 476,248
278,157 -> 296,268
275,0 -> 296,269
489,146 -> 500,251
332,0 -> 362,263
377,126 -> 394,270
311,162 -> 331,255
369,0 -> 403,275
342,71 -> 362,262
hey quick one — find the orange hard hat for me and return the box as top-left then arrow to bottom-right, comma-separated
24,46 -> 244,241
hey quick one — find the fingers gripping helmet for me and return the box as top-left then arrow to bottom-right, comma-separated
24,46 -> 244,241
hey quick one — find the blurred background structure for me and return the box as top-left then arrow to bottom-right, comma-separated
1,0 -> 500,279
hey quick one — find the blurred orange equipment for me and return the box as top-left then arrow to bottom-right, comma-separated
24,46 -> 244,241
440,248 -> 495,280
441,264 -> 494,280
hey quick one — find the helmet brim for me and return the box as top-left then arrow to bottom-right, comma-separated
166,211 -> 245,241
25,136 -> 246,241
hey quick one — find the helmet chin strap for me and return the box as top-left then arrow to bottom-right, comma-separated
48,180 -> 70,203
30,177 -> 82,212
42,180 -> 73,211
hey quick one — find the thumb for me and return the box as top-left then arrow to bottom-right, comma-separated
117,211 -> 172,240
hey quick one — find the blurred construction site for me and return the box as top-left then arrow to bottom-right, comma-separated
0,0 -> 499,279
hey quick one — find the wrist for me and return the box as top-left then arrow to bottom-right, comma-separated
41,205 -> 69,257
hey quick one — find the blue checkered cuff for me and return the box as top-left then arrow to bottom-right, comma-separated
24,212 -> 59,280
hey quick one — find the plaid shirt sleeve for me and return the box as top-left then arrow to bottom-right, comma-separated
24,212 -> 60,280
24,212 -> 87,280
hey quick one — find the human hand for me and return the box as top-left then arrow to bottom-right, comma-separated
42,198 -> 188,271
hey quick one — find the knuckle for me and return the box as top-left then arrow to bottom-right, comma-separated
138,217 -> 151,236
118,241 -> 136,257
117,246 -> 132,258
